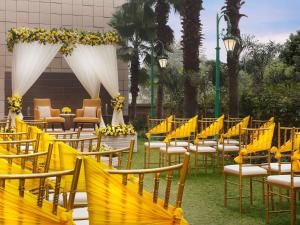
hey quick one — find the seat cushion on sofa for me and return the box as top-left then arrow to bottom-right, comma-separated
45,117 -> 65,123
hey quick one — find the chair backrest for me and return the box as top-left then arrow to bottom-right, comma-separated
0,144 -> 52,173
0,157 -> 82,213
82,98 -> 101,109
221,116 -> 250,143
105,152 -> 190,209
54,134 -> 101,152
34,98 -> 51,109
48,128 -> 81,140
0,131 -> 29,141
82,139 -> 135,169
195,115 -> 224,142
234,123 -> 275,164
0,134 -> 41,154
146,115 -> 173,139
24,120 -> 48,131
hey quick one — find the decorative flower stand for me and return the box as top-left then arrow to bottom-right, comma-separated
101,133 -> 138,152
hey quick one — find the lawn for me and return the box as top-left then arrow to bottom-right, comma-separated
129,138 -> 295,225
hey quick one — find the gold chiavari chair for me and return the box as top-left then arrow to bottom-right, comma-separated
188,115 -> 224,174
218,116 -> 250,169
78,152 -> 190,224
144,115 -> 173,168
160,116 -> 197,166
266,130 -> 300,225
0,157 -> 82,217
224,123 -> 275,214
24,119 -> 48,131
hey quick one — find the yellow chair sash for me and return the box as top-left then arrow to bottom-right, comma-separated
146,115 -> 174,139
164,116 -> 198,144
271,132 -> 300,159
84,156 -> 188,225
234,123 -> 275,164
220,116 -> 250,143
0,183 -> 73,225
195,115 -> 224,144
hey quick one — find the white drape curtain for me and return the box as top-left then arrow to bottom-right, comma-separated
76,44 -> 124,126
64,48 -> 106,127
10,42 -> 61,127
12,42 -> 61,96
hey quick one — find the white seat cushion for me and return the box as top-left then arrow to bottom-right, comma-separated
220,139 -> 240,145
83,107 -> 97,117
20,145 -> 34,152
73,207 -> 89,221
262,163 -> 291,173
48,192 -> 87,206
217,144 -> 240,152
75,220 -> 89,225
224,164 -> 267,176
189,145 -> 216,153
38,106 -> 51,118
170,141 -> 189,147
267,175 -> 300,187
197,140 -> 217,146
160,146 -> 187,153
144,141 -> 166,148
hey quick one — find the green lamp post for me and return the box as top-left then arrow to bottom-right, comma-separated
150,41 -> 168,119
215,12 -> 237,118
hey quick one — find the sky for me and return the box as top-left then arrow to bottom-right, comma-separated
167,0 -> 300,61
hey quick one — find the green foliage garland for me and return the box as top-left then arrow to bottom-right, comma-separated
7,27 -> 119,56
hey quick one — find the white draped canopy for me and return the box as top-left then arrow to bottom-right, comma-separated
11,42 -> 125,126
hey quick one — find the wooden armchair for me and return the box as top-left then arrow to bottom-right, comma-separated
33,98 -> 65,130
73,98 -> 101,130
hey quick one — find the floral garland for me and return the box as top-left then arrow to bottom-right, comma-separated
111,95 -> 125,112
7,96 -> 22,114
62,106 -> 72,114
7,27 -> 119,56
97,124 -> 135,136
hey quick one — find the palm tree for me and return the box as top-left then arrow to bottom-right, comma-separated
181,0 -> 203,117
155,0 -> 174,118
110,0 -> 156,120
222,0 -> 245,117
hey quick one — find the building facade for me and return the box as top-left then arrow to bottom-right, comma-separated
0,0 -> 128,118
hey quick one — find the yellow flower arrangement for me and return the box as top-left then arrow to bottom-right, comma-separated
62,107 -> 72,114
111,95 -> 125,112
91,143 -> 114,152
7,27 -> 120,55
7,96 -> 22,114
96,124 -> 135,136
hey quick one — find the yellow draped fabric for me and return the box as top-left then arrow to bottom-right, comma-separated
220,116 -> 250,143
0,183 -> 73,225
84,157 -> 188,225
194,115 -> 224,144
271,132 -> 300,159
234,123 -> 275,164
164,116 -> 198,144
146,115 -> 174,139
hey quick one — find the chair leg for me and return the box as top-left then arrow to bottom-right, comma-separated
224,174 -> 228,207
291,189 -> 296,225
250,177 -> 253,205
194,152 -> 198,175
144,146 -> 147,168
61,123 -> 65,131
266,183 -> 270,224
239,175 -> 243,214
51,123 -> 54,131
73,123 -> 77,131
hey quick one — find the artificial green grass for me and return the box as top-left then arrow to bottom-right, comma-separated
129,138 -> 296,225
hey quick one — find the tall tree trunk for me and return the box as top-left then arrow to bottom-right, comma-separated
129,51 -> 140,121
224,0 -> 244,117
155,0 -> 173,118
181,0 -> 203,117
